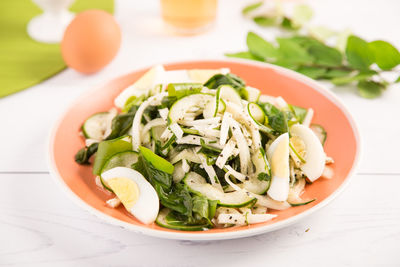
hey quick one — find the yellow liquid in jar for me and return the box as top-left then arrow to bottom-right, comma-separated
161,0 -> 217,34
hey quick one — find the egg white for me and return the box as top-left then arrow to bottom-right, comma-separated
101,167 -> 159,224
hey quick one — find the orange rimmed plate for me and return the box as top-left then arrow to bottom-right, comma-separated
48,59 -> 361,240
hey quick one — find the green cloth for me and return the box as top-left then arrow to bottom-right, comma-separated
0,0 -> 114,98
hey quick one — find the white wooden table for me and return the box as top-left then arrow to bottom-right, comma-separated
1,0 -> 399,266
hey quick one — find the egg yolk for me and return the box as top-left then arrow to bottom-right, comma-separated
106,177 -> 140,210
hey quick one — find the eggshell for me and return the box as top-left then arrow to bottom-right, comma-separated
61,10 -> 121,74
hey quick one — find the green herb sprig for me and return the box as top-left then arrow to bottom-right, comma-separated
227,1 -> 400,98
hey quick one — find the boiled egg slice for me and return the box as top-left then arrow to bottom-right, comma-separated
114,65 -> 166,108
290,124 -> 325,182
266,132 -> 290,201
101,167 -> 159,224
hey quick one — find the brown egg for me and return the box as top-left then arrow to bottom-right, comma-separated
61,10 -> 121,74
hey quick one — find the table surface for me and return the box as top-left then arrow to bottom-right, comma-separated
1,0 -> 400,266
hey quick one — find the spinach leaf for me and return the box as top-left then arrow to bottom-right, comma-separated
242,1 -> 263,15
105,105 -> 139,140
296,66 -> 327,79
74,142 -> 98,165
225,51 -> 263,61
331,70 -> 377,86
192,195 -> 209,220
247,32 -> 278,60
368,40 -> 400,70
204,73 -> 246,90
346,35 -> 373,70
133,153 -> 172,189
357,80 -> 384,99
290,105 -> 307,123
275,37 -> 314,68
253,16 -> 276,27
259,103 -> 288,134
155,183 -> 193,217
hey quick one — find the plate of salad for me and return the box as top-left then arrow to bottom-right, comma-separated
48,59 -> 360,240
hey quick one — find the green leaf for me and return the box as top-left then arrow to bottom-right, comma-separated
139,146 -> 174,175
257,172 -> 271,182
290,105 -> 307,123
253,16 -> 276,27
308,42 -> 343,67
357,80 -> 384,99
259,103 -> 288,134
242,1 -> 263,15
292,4 -> 313,27
246,32 -> 278,60
346,35 -> 373,70
225,51 -> 263,61
106,106 -> 138,140
93,136 -> 132,175
74,142 -> 99,165
281,17 -> 300,30
204,73 -> 245,90
322,69 -> 354,79
155,183 -> 193,217
296,66 -> 327,79
133,153 -> 173,190
368,40 -> 400,70
276,37 -> 314,66
336,28 -> 352,52
331,70 -> 377,85
396,76 -> 400,83
192,195 -> 209,219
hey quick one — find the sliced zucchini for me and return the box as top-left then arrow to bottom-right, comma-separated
310,124 -> 327,145
168,93 -> 214,124
247,103 -> 265,124
184,172 -> 256,207
243,148 -> 271,194
93,136 -> 132,175
82,112 -> 109,140
203,98 -> 226,119
240,86 -> 260,102
247,103 -> 273,134
101,151 -> 138,173
156,208 -> 209,231
289,198 -> 316,207
217,85 -> 242,105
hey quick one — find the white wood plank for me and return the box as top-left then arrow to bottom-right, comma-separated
0,173 -> 398,266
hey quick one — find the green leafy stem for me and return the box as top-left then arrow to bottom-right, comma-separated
227,1 -> 400,98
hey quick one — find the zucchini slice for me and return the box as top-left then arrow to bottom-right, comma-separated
168,93 -> 214,124
217,85 -> 242,105
240,86 -> 260,102
82,112 -> 109,140
156,208 -> 209,231
184,172 -> 256,207
101,151 -> 138,174
243,149 -> 271,194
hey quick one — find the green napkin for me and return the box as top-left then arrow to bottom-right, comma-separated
0,0 -> 114,98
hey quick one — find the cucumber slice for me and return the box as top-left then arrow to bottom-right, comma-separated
289,198 -> 316,207
247,103 -> 265,124
156,208 -> 209,231
101,151 -> 138,173
93,136 -> 132,175
243,148 -> 271,194
241,86 -> 260,102
168,93 -> 214,124
247,103 -> 273,134
203,98 -> 226,119
310,124 -> 327,145
184,172 -> 256,207
217,85 -> 242,105
82,112 -> 109,140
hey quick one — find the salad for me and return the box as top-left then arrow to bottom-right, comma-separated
75,65 -> 334,231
